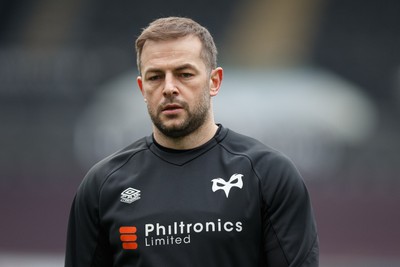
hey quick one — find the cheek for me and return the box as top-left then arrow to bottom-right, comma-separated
144,93 -> 163,111
145,96 -> 157,108
145,99 -> 158,116
142,86 -> 159,101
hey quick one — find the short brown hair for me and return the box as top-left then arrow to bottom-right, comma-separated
135,17 -> 218,74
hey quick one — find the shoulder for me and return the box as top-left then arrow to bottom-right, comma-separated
220,127 -> 304,198
77,137 -> 149,194
220,128 -> 291,169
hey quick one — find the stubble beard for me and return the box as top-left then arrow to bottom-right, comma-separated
148,89 -> 211,139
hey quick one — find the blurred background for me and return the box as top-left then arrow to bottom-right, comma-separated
0,0 -> 399,266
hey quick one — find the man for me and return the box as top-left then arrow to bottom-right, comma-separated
65,17 -> 319,266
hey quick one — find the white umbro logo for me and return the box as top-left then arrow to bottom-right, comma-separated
120,187 -> 141,204
211,174 -> 243,198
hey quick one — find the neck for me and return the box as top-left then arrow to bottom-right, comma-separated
153,121 -> 218,150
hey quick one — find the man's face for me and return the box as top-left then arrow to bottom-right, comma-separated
137,35 -> 214,138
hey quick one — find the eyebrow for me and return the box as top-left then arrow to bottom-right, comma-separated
175,63 -> 197,72
144,63 -> 198,75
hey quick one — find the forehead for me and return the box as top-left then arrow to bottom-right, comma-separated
140,35 -> 205,72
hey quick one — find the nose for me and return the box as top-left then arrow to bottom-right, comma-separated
163,73 -> 178,97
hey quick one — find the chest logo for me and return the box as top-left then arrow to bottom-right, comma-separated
120,187 -> 141,204
211,174 -> 243,198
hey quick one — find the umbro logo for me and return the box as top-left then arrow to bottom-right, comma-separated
211,174 -> 243,198
121,187 -> 141,204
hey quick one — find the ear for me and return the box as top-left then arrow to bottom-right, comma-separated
137,76 -> 144,96
209,67 -> 223,97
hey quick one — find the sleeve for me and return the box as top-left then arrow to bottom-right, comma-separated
260,153 -> 319,267
64,168 -> 113,267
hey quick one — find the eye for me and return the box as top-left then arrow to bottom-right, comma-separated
180,72 -> 193,78
148,75 -> 161,81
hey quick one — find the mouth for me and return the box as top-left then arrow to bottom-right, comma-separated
161,103 -> 184,115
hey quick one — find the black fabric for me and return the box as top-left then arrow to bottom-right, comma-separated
65,125 -> 319,266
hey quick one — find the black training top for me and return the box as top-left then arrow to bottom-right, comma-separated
65,125 -> 319,267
